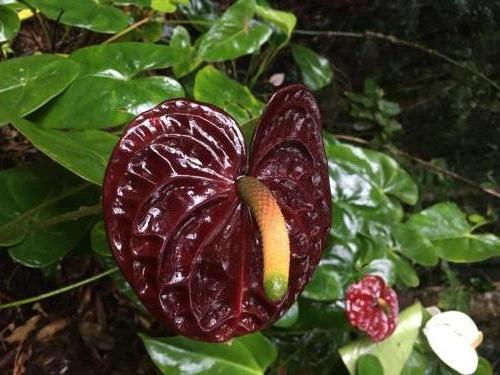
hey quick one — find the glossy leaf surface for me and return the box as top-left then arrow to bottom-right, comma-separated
291,44 -> 333,91
169,26 -> 202,78
194,65 -> 264,124
12,118 -> 118,185
0,4 -> 19,42
151,0 -> 188,13
255,4 -> 296,57
303,135 -> 418,302
340,302 -> 423,375
35,43 -> 184,129
141,332 -> 277,374
406,202 -> 500,262
24,0 -> 129,33
0,55 -> 80,125
198,0 -> 272,61
273,301 -> 298,328
103,85 -> 331,341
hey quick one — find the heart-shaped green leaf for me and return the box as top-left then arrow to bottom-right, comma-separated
0,54 -> 80,125
24,0 -> 129,33
12,117 -> 118,185
34,43 -> 184,129
141,332 -> 277,374
198,0 -> 272,62
406,202 -> 500,262
340,302 -> 423,375
194,65 -> 264,124
325,134 -> 417,242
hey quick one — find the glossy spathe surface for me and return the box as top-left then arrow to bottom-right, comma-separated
103,84 -> 331,342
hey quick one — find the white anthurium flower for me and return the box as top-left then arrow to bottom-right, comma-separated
423,310 -> 483,375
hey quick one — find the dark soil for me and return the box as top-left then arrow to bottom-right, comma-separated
0,252 -> 159,374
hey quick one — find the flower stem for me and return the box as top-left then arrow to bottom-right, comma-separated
0,267 -> 118,309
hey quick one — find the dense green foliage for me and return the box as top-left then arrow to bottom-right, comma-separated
0,0 -> 499,374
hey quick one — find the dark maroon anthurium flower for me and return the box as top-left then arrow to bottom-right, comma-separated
345,275 -> 399,342
102,84 -> 331,342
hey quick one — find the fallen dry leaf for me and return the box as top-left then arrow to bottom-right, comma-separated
4,316 -> 41,344
36,318 -> 70,342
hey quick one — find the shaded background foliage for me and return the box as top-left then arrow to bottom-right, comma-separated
0,0 -> 499,374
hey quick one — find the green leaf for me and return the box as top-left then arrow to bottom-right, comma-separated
393,223 -> 438,266
12,117 -> 118,185
389,252 -> 419,287
24,0 -> 129,33
0,162 -> 98,267
303,265 -> 342,301
325,134 -> 417,242
34,43 -> 184,129
91,220 -> 112,256
198,0 -> 272,62
273,301 -> 298,328
476,357 -> 493,375
151,0 -> 188,13
194,65 -> 264,124
406,202 -> 469,238
255,4 -> 296,53
340,302 -> 423,375
362,258 -> 396,286
170,26 -> 202,78
0,4 -> 19,42
255,4 -> 295,41
378,99 -> 401,117
400,349 -> 429,375
0,55 -> 80,125
327,138 -> 418,206
291,44 -> 333,90
357,354 -> 384,375
141,332 -> 277,374
306,239 -> 357,301
406,202 -> 500,262
293,299 -> 348,331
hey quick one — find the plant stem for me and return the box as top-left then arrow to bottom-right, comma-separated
103,16 -> 152,44
0,182 -> 91,234
33,204 -> 102,231
334,134 -> 500,199
294,29 -> 500,91
166,19 -> 214,27
35,12 -> 51,50
0,267 -> 118,309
